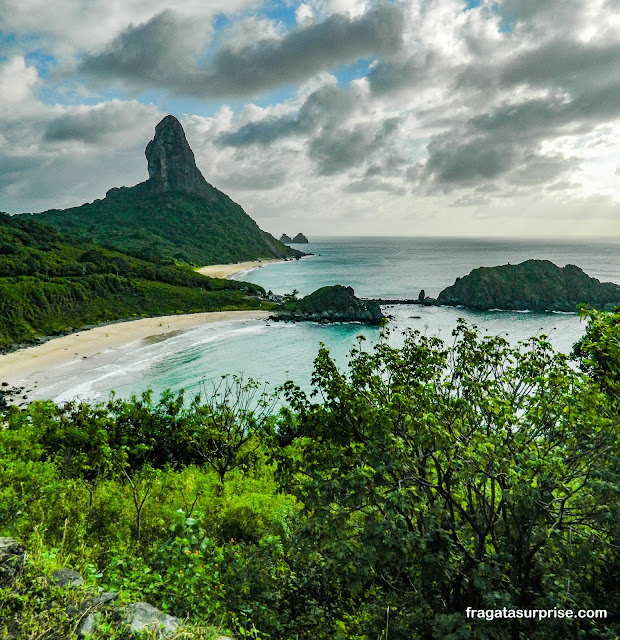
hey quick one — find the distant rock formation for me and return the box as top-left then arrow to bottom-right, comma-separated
144,115 -> 215,199
275,285 -> 385,324
432,259 -> 620,312
280,233 -> 309,244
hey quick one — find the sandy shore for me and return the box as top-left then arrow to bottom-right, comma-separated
0,310 -> 270,391
196,259 -> 282,279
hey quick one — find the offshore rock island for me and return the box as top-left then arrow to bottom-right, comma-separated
275,285 -> 385,324
280,233 -> 309,244
428,259 -> 620,312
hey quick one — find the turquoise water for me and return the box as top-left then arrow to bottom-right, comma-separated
32,237 -> 620,404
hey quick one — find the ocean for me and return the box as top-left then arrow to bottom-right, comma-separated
31,237 -> 620,404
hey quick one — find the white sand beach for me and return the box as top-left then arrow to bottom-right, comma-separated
0,310 -> 271,393
196,259 -> 282,279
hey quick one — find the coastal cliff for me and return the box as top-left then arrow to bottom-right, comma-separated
434,259 -> 620,312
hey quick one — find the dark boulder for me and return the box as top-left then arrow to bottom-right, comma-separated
0,538 -> 26,586
51,568 -> 84,588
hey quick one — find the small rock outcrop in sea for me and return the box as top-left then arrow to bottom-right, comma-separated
292,233 -> 309,243
144,115 -> 215,199
280,233 -> 293,243
433,259 -> 620,312
275,285 -> 385,324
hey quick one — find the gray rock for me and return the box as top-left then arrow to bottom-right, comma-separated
145,115 -> 215,199
51,568 -> 84,588
78,612 -> 102,638
69,591 -> 118,616
0,538 -> 25,586
121,602 -> 181,638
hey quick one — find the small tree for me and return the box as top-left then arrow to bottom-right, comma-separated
186,376 -> 276,483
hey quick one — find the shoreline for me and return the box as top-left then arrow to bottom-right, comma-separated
196,258 -> 283,279
0,310 -> 271,394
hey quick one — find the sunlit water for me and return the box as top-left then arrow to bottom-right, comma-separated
32,237 -> 620,404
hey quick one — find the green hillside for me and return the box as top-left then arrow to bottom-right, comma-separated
25,115 -> 303,266
436,259 -> 620,311
32,185 -> 297,265
0,213 -> 269,351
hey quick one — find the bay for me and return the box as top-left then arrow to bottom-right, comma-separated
33,236 -> 620,403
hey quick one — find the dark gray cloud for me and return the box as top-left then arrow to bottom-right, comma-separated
309,116 -> 400,175
43,102 -> 159,145
344,177 -> 405,195
80,5 -> 404,98
418,78 -> 620,192
217,116 -> 303,147
424,133 -> 515,185
368,51 -> 436,94
500,39 -> 620,91
217,83 -> 400,175
0,156 -> 44,189
80,11 -> 202,89
470,86 -> 620,136
217,84 -> 354,147
498,0 -> 557,21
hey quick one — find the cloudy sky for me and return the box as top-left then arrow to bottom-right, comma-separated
1,0 -> 619,236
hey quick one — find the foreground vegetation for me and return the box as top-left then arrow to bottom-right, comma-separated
1,311 -> 620,639
0,213 -> 270,350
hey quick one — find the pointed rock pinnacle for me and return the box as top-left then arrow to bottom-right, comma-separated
145,115 -> 212,197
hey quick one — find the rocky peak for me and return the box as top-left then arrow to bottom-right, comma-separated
145,115 -> 213,198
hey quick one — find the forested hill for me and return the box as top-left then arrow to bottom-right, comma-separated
0,213 -> 267,351
435,259 -> 620,311
24,115 -> 303,266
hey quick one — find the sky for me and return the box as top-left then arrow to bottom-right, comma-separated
0,0 -> 619,237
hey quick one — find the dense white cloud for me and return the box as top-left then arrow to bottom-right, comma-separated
0,56 -> 38,104
1,0 -> 619,235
